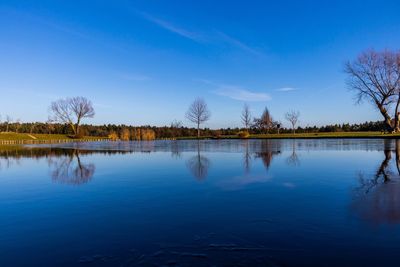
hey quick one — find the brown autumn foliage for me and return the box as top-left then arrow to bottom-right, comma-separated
120,128 -> 131,141
108,131 -> 119,141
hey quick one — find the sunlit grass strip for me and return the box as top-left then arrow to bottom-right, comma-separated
178,132 -> 400,140
0,133 -> 108,145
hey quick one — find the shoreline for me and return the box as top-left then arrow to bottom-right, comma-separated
2,131 -> 400,145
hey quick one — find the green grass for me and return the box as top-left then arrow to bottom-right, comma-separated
248,131 -> 400,139
178,131 -> 400,140
0,132 -> 105,141
2,131 -> 400,144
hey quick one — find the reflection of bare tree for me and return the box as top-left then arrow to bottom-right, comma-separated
352,139 -> 400,224
171,140 -> 181,159
254,140 -> 281,171
186,141 -> 210,181
243,140 -> 251,174
0,148 -> 23,171
48,149 -> 95,185
286,140 -> 300,166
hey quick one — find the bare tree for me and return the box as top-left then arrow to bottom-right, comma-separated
170,120 -> 183,138
254,107 -> 274,134
14,119 -> 21,133
186,98 -> 211,138
5,115 -> 12,132
285,110 -> 300,133
171,120 -> 182,129
46,117 -> 55,134
50,97 -> 95,137
345,49 -> 400,132
241,103 -> 252,130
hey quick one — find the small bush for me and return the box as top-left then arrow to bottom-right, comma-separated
212,130 -> 222,139
108,131 -> 119,141
237,130 -> 250,138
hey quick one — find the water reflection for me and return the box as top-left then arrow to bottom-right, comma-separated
48,149 -> 95,185
0,140 -> 290,182
254,140 -> 281,171
0,147 -> 100,185
4,139 -> 400,266
186,141 -> 211,180
243,140 -> 251,174
286,140 -> 300,166
352,139 -> 400,224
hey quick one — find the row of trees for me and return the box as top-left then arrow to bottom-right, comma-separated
0,117 -> 389,138
241,105 -> 300,134
184,97 -> 300,138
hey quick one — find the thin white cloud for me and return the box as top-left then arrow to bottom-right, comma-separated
140,12 -> 205,43
198,80 -> 270,102
137,11 -> 264,56
215,87 -> 271,102
276,87 -> 298,92
216,31 -> 264,56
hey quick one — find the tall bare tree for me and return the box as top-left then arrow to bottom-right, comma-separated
186,98 -> 211,138
241,104 -> 252,130
285,110 -> 300,133
50,97 -> 95,137
345,49 -> 400,132
254,107 -> 274,133
5,115 -> 12,132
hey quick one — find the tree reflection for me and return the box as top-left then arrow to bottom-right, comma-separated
0,147 -> 100,185
171,140 -> 182,159
48,149 -> 95,185
186,141 -> 210,180
286,140 -> 300,166
352,139 -> 400,224
254,140 -> 281,171
243,140 -> 251,174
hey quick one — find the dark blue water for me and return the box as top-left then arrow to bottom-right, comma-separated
1,139 -> 400,267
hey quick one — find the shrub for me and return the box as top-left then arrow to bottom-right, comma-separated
108,131 -> 119,141
212,130 -> 222,139
237,130 -> 250,138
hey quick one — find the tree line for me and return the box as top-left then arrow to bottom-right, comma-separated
0,117 -> 389,139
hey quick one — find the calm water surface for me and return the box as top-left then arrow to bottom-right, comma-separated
1,139 -> 400,266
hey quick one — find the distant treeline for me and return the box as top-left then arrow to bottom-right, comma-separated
0,120 -> 388,139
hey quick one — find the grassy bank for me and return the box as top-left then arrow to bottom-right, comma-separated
0,132 -> 107,145
2,131 -> 400,144
178,131 -> 400,140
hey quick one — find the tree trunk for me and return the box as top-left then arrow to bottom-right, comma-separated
396,139 -> 400,175
69,123 -> 77,136
197,122 -> 200,138
75,124 -> 80,137
394,93 -> 400,132
377,103 -> 394,132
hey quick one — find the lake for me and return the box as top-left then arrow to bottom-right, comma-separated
1,139 -> 400,267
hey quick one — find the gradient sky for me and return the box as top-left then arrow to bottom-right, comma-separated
1,0 -> 400,129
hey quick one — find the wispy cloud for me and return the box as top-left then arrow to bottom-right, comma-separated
215,86 -> 271,101
140,12 -> 205,43
118,73 -> 151,81
216,31 -> 264,56
198,80 -> 270,102
137,11 -> 264,56
276,87 -> 298,92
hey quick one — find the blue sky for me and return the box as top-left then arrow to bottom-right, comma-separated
0,0 -> 399,128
